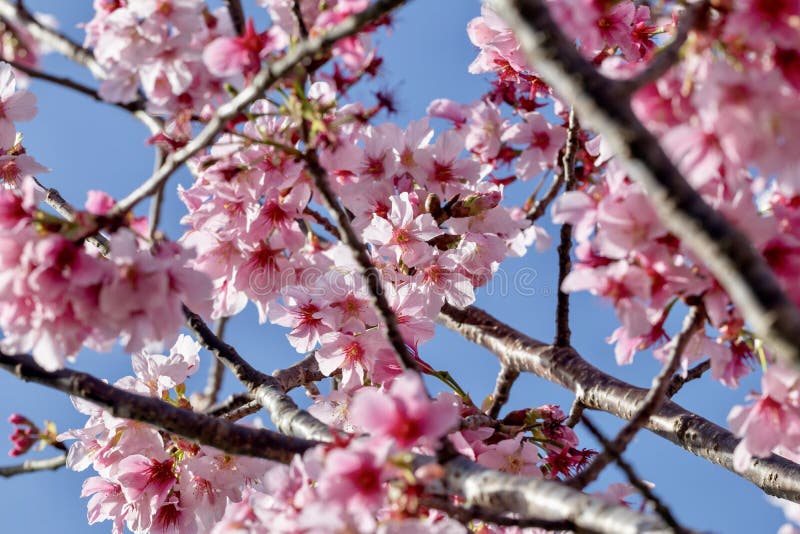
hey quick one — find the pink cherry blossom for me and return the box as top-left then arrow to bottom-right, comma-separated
0,62 -> 36,149
501,111 -> 566,180
729,364 -> 800,471
350,371 -> 460,449
477,434 -> 542,477
363,192 -> 442,268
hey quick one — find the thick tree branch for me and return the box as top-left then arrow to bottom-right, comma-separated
420,495 -> 575,531
273,353 -> 326,391
493,0 -> 800,372
435,455 -> 671,533
439,303 -> 800,502
110,0 -> 407,217
0,351 -> 316,462
183,306 -> 331,441
0,348 -> 669,533
570,306 -> 705,489
0,454 -> 66,478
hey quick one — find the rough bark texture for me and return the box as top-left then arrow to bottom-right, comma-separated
491,0 -> 800,372
440,304 -> 800,502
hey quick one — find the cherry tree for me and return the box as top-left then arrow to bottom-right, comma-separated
1,0 -> 799,532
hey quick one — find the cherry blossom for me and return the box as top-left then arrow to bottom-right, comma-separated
350,371 -> 460,449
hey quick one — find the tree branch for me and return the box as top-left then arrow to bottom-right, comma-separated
292,0 -> 310,39
109,0 -> 407,217
303,149 -> 419,374
0,1 -> 104,78
433,455 -> 672,533
493,0 -> 800,372
4,59 -> 145,114
223,0 -> 246,35
581,415 -> 688,534
0,454 -> 66,478
420,495 -> 575,531
554,107 -> 578,347
183,306 -> 331,441
34,178 -> 111,255
526,171 -> 563,222
147,148 -> 168,239
439,303 -> 800,502
570,306 -> 705,489
667,360 -> 710,398
203,392 -> 253,418
0,350 -> 316,462
485,365 -> 519,419
273,353 -> 326,391
623,1 -> 709,92
199,316 -> 229,410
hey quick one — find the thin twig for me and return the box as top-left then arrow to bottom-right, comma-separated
220,399 -> 261,422
623,1 -> 709,92
223,0 -> 246,35
292,0 -> 310,39
667,360 -> 710,398
565,399 -> 585,428
203,392 -> 253,417
200,316 -> 229,410
35,178 -> 111,255
554,107 -> 579,347
495,0 -> 800,372
581,415 -> 689,534
147,148 -> 167,240
485,365 -> 519,418
526,172 -> 564,222
303,206 -> 342,239
0,454 -> 66,478
109,0 -> 407,218
5,59 -> 145,114
303,151 -> 419,373
569,305 -> 704,490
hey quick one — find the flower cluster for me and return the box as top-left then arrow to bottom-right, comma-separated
84,0 -> 233,113
0,179 -> 211,370
60,336 -> 273,534
178,81 -> 552,389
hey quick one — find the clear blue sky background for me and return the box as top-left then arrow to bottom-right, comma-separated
0,1 -> 785,532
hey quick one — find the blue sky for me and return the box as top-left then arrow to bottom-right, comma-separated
0,1 -> 785,532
